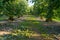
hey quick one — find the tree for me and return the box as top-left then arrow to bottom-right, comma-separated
15,0 -> 28,18
32,0 -> 47,19
0,0 -> 16,18
32,0 -> 60,22
46,0 -> 60,22
3,0 -> 28,21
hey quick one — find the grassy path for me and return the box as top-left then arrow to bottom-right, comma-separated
0,16 -> 60,40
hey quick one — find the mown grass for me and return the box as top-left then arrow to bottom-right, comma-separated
0,16 -> 60,40
0,16 -> 8,21
53,17 -> 60,22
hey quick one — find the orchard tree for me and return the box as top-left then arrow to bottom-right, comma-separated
46,0 -> 60,22
15,0 -> 28,18
32,0 -> 48,19
32,0 -> 60,22
0,0 -> 15,17
3,0 -> 28,21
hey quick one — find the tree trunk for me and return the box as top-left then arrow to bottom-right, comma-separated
17,15 -> 23,18
45,18 -> 52,22
40,16 -> 43,19
17,16 -> 20,18
9,16 -> 14,21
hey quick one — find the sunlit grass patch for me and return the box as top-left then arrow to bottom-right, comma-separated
25,16 -> 36,20
12,29 -> 34,38
0,16 -> 8,21
53,19 -> 60,22
53,17 -> 60,22
32,21 -> 40,24
0,29 -> 34,40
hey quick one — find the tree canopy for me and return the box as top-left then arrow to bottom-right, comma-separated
0,0 -> 60,21
31,0 -> 60,22
0,0 -> 28,20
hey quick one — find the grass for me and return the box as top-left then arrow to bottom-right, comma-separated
53,17 -> 60,22
0,16 -> 8,21
0,15 -> 60,40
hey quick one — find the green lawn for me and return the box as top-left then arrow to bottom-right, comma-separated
0,16 -> 60,40
0,16 -> 8,21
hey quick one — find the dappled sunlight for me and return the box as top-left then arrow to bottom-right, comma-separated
32,21 -> 40,24
0,0 -> 60,40
12,29 -> 34,38
0,20 -> 60,40
0,31 -> 11,35
0,29 -> 37,40
0,16 -> 60,40
24,16 -> 36,20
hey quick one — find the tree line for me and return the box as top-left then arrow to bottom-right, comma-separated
0,0 -> 60,22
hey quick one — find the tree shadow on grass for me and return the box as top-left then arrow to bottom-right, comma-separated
22,20 -> 60,40
0,19 -> 60,40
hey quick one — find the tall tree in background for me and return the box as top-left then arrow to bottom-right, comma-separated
16,0 -> 28,18
32,0 -> 48,19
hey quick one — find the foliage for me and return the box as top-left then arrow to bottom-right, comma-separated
4,0 -> 27,16
0,0 -> 28,20
46,0 -> 60,22
31,0 -> 60,21
33,0 -> 46,17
